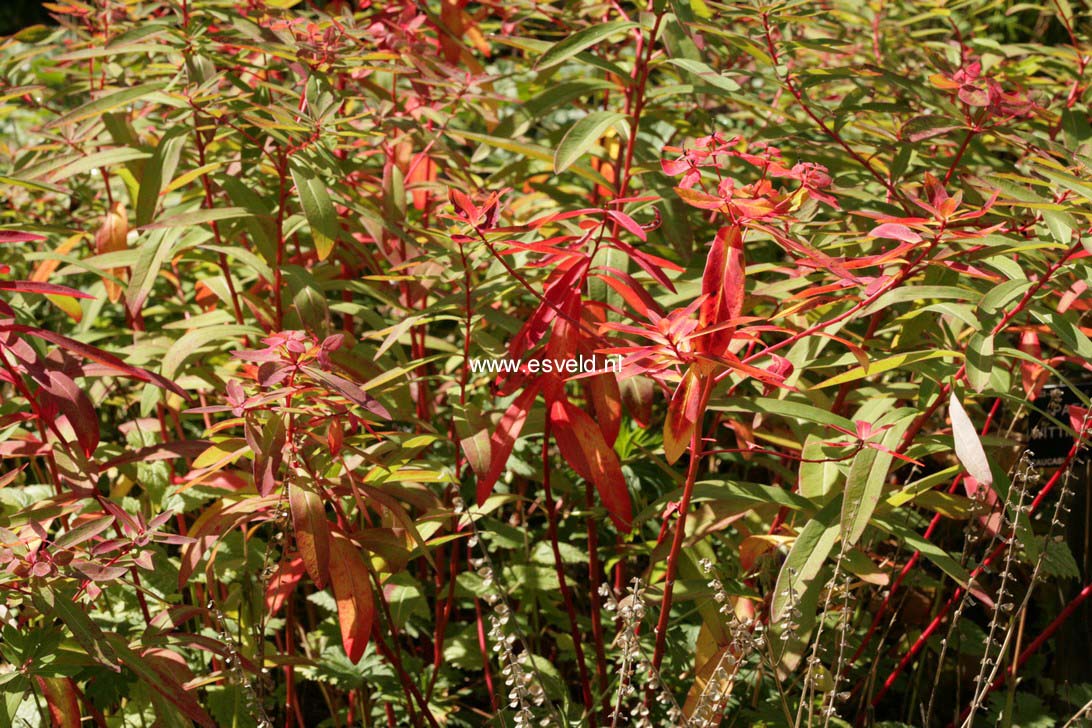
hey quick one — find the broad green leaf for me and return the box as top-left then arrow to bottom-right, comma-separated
770,495 -> 841,623
30,147 -> 152,181
813,349 -> 960,389
136,127 -> 187,226
126,227 -> 182,316
979,279 -> 1031,314
553,111 -> 628,174
714,397 -> 855,431
290,162 -> 339,260
798,434 -> 842,500
841,420 -> 908,545
536,21 -> 638,71
965,332 -> 994,393
457,130 -> 610,187
1033,310 -> 1092,358
33,588 -> 119,669
664,58 -> 740,92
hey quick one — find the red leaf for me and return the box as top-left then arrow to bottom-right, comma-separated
0,280 -> 94,299
0,231 -> 46,243
605,210 -> 647,241
587,373 -> 622,447
869,223 -> 922,243
289,480 -> 331,589
664,365 -> 704,465
476,381 -> 540,506
329,532 -> 375,664
266,557 -> 306,615
40,370 -> 99,457
0,323 -> 187,397
550,397 -> 632,532
593,268 -> 662,318
699,225 -> 745,354
35,677 -> 80,728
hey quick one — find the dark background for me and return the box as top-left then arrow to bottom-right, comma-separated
0,0 -> 54,36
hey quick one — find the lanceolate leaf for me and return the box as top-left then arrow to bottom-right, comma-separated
841,425 -> 902,546
476,382 -> 540,506
290,161 -> 339,260
550,397 -> 632,532
1,323 -> 186,397
553,111 -> 628,174
536,20 -> 638,70
699,225 -> 745,354
949,393 -> 993,487
664,365 -> 703,465
40,370 -> 99,457
289,480 -> 331,589
770,495 -> 841,624
328,532 -> 375,664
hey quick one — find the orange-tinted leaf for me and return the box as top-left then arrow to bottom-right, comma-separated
620,375 -> 653,428
587,373 -> 622,446
36,677 -> 80,728
266,557 -> 306,615
664,365 -> 703,465
93,201 -> 128,302
290,480 -> 331,589
699,225 -> 745,354
329,532 -> 375,664
476,381 -> 540,506
550,397 -> 632,531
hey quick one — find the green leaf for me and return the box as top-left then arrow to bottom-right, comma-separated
161,324 -> 260,383
812,349 -> 961,389
536,21 -> 638,71
978,279 -> 1031,314
553,111 -> 628,174
457,130 -> 610,187
798,434 -> 842,501
966,332 -> 994,393
126,227 -> 182,316
873,517 -> 970,586
136,127 -> 187,226
770,495 -> 841,623
664,58 -> 740,92
290,162 -> 339,260
140,206 -> 252,231
30,147 -> 152,181
33,588 -> 119,669
46,82 -> 166,128
841,421 -> 907,545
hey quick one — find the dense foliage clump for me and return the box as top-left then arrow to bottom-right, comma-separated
0,1 -> 1090,726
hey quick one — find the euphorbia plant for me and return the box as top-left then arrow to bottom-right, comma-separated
1,0 -> 1091,726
